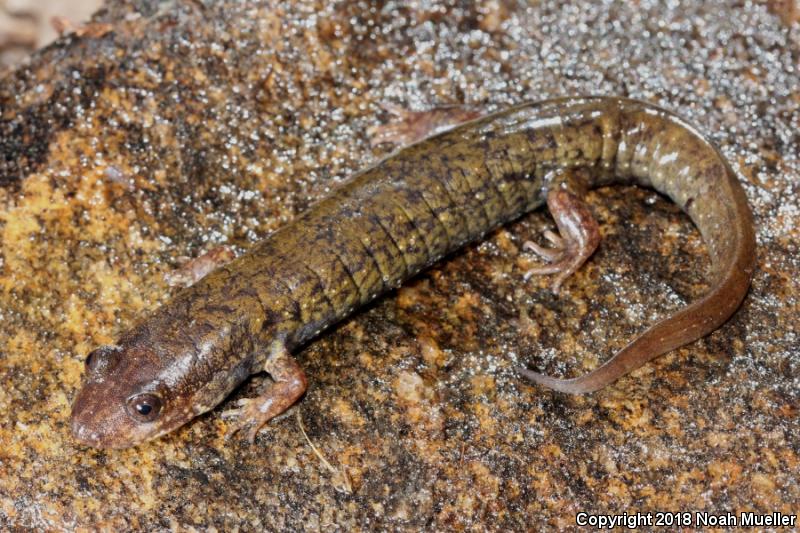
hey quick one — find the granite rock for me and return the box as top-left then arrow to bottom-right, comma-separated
0,0 -> 798,530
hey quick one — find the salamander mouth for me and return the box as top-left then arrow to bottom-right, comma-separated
70,416 -> 113,448
70,384 -> 143,449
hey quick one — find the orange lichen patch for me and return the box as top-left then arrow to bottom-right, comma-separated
777,401 -> 798,418
705,430 -> 732,449
588,444 -> 619,477
477,0 -> 510,32
395,281 -> 427,310
392,370 -> 444,442
492,228 -> 518,255
19,420 -> 68,457
749,472 -> 782,508
59,346 -> 87,390
526,301 -> 559,330
471,402 -> 497,436
95,448 -> 166,512
0,114 -> 164,346
416,334 -> 446,368
3,329 -> 38,367
599,393 -> 654,430
0,173 -> 68,283
356,350 -> 379,373
707,459 -> 743,488
452,291 -> 480,322
363,376 -> 389,405
574,407 -> 595,426
527,469 -> 557,500
468,460 -> 500,496
60,260 -> 145,344
6,152 -> 122,249
758,446 -> 782,470
603,477 -> 632,505
515,301 -> 541,340
779,447 -> 799,481
0,427 -> 24,465
469,374 -> 495,397
331,397 -> 366,429
394,370 -> 428,405
641,440 -> 673,471
539,443 -> 565,461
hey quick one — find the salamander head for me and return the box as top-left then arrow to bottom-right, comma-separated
70,341 -> 201,449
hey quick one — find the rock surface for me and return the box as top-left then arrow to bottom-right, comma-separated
0,0 -> 797,529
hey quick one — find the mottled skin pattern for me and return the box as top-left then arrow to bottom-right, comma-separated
70,97 -> 756,449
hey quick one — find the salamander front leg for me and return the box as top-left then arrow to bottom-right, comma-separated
523,189 -> 600,294
222,341 -> 307,443
367,103 -> 483,146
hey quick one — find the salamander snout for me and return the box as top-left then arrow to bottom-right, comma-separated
70,377 -> 165,449
70,344 -> 175,449
70,382 -> 139,449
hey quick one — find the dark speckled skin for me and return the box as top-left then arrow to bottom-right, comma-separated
70,97 -> 756,449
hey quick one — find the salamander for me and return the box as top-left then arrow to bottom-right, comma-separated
70,96 -> 756,449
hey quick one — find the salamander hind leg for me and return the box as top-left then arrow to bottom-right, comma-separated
222,341 -> 307,443
523,189 -> 601,294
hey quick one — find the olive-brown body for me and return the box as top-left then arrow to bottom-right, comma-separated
70,97 -> 755,448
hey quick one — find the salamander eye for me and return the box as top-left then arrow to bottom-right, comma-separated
126,393 -> 163,422
84,345 -> 120,373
